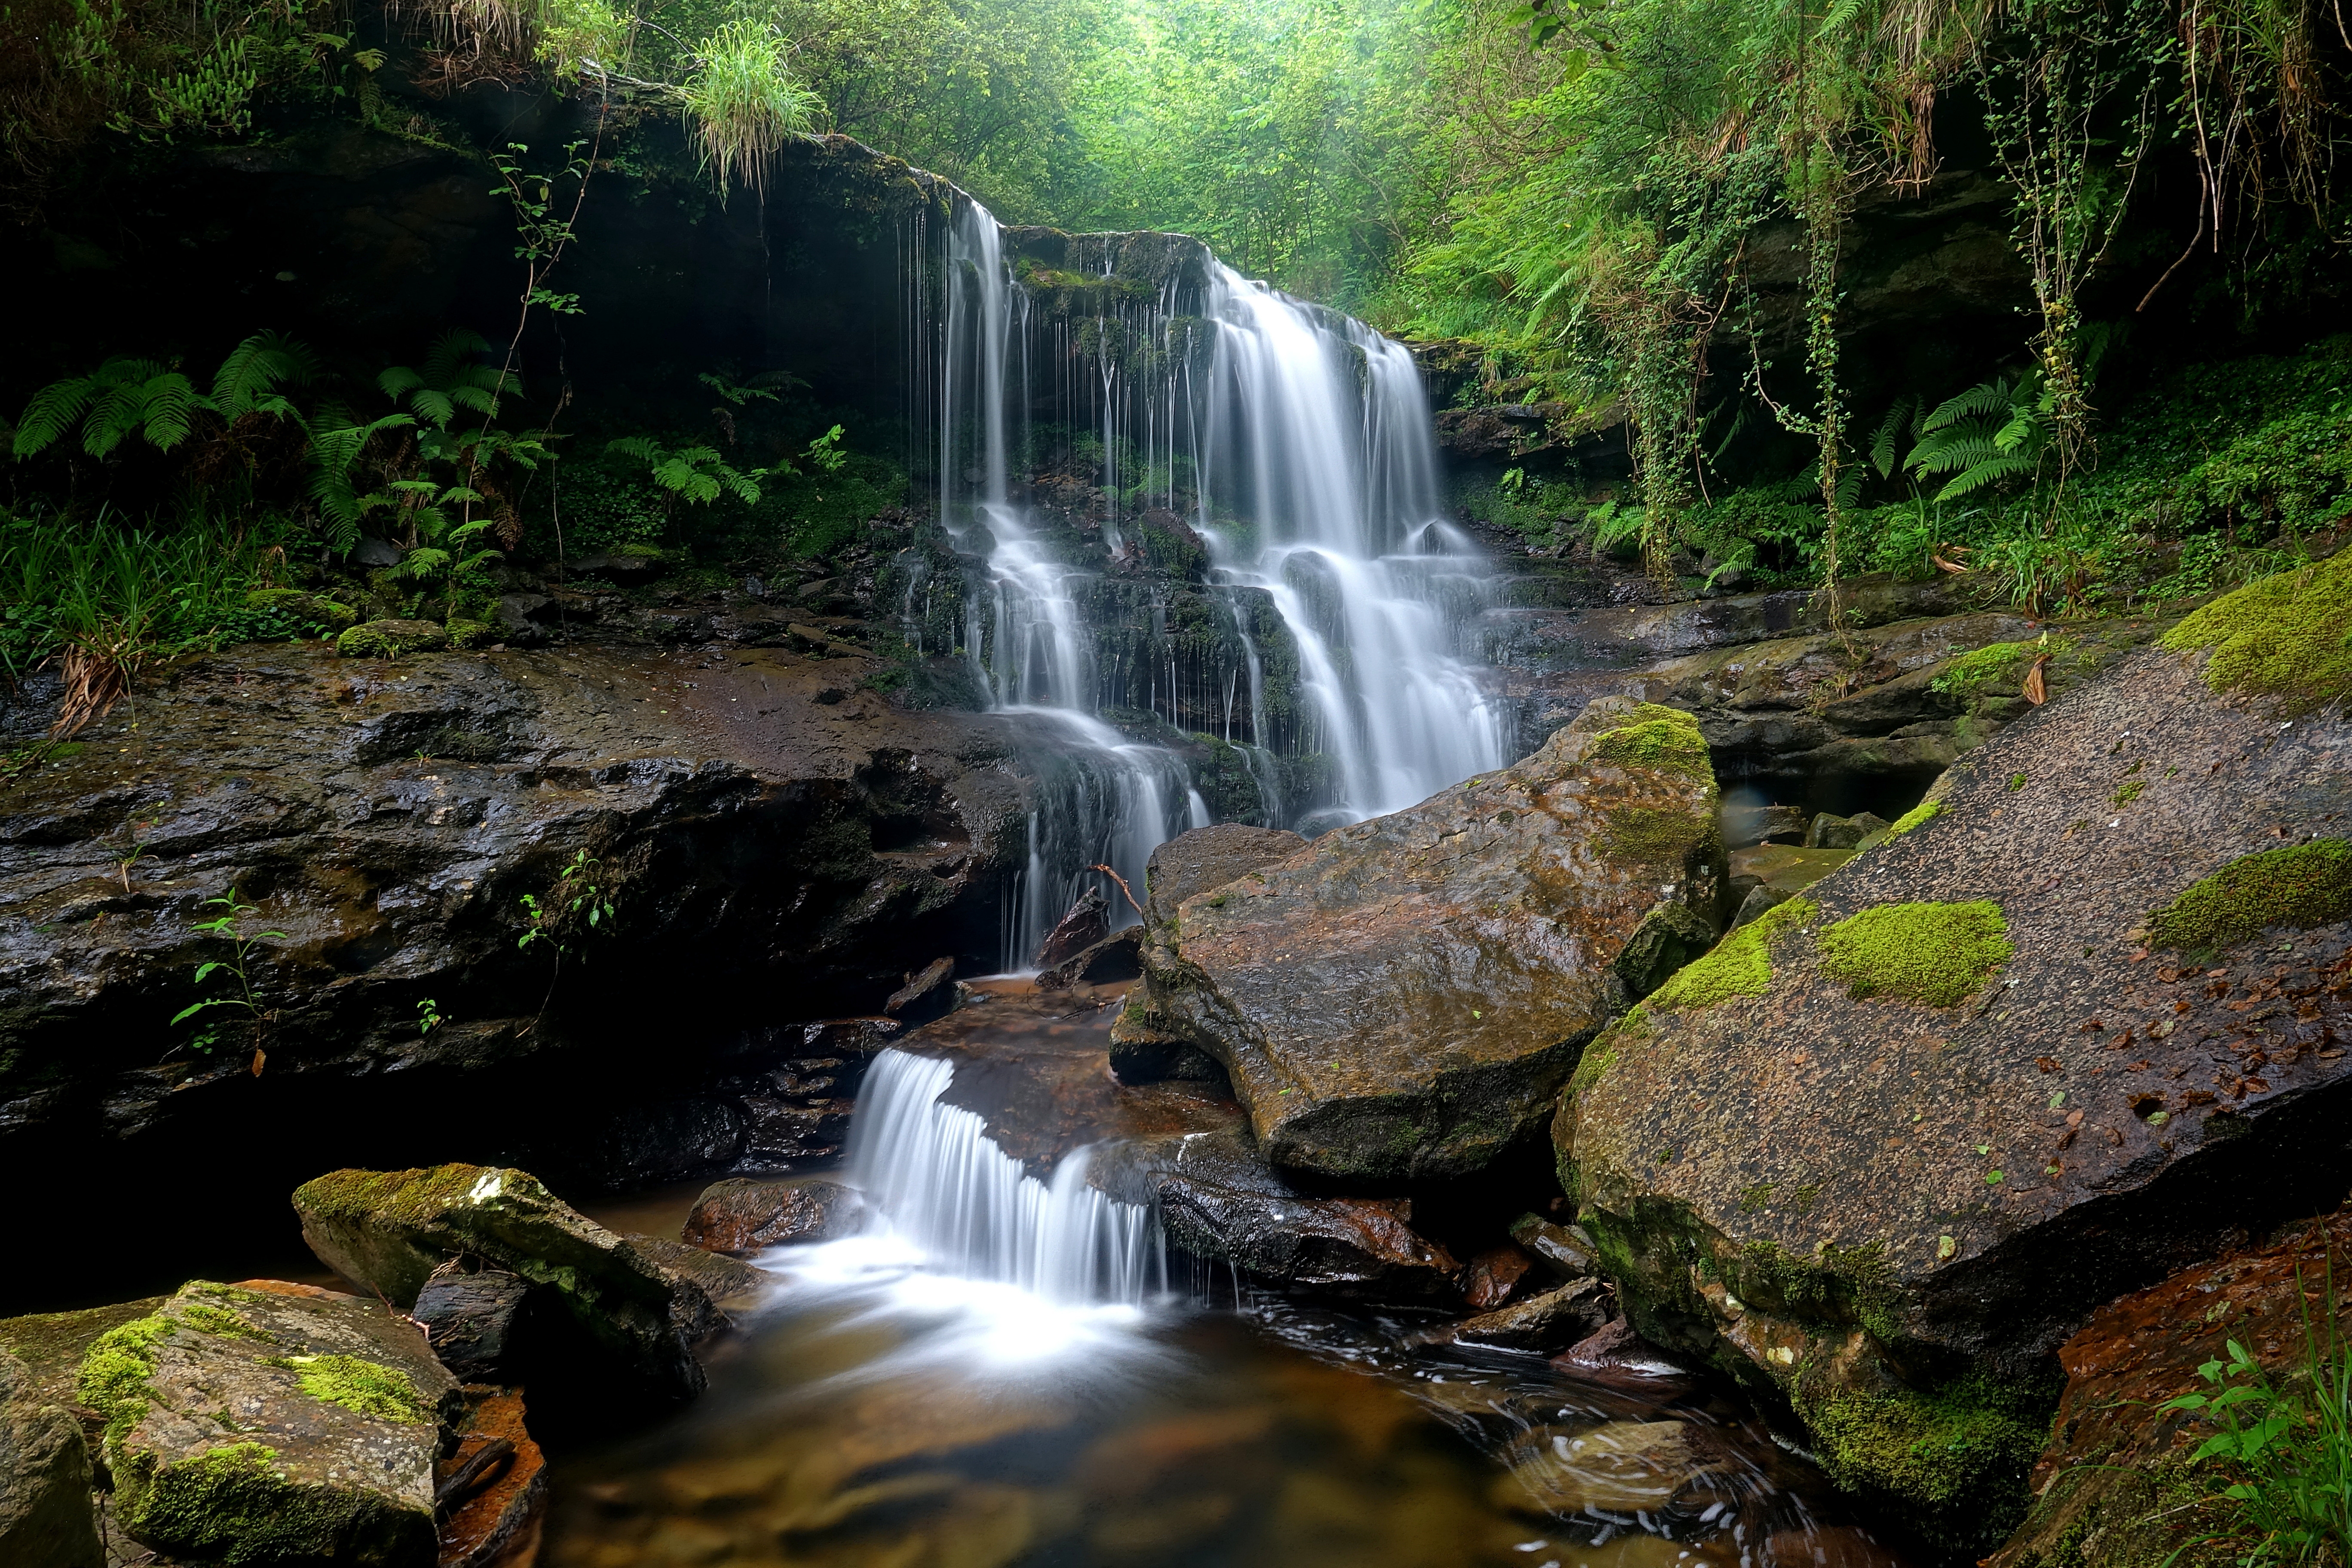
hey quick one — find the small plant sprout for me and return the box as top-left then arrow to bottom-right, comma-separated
518,849 -> 616,957
169,891 -> 286,1075
417,998 -> 443,1036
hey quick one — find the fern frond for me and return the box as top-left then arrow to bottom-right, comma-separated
212,331 -> 318,415
394,546 -> 451,581
1921,372 -> 2033,433
1869,395 -> 1916,479
13,376 -> 98,458
422,329 -> 493,387
606,436 -> 663,462
378,366 -> 424,401
1905,423 -> 2003,475
408,389 -> 455,429
1935,453 -> 2039,502
136,374 -> 205,451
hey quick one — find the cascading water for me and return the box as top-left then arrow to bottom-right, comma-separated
845,1049 -> 1164,1306
926,197 -> 1507,965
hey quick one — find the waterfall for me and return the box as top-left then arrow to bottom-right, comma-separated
927,196 -> 1506,964
845,1050 -> 1164,1306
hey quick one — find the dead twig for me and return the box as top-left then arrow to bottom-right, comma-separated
1088,863 -> 1144,919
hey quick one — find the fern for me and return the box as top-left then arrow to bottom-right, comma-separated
14,358 -> 208,458
380,331 -> 506,429
1905,368 -> 2049,500
1869,394 -> 1919,479
212,331 -> 319,419
608,437 -> 763,506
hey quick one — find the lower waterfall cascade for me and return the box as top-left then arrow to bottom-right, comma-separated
918,198 -> 1509,967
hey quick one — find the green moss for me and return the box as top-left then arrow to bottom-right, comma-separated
444,617 -> 491,650
288,1354 -> 429,1424
1931,640 -> 2033,696
1799,1372 -> 2054,1554
1589,707 -> 1713,782
113,1439 -> 435,1566
1567,1007 -> 1649,1096
244,588 -> 357,630
2147,839 -> 2352,955
180,1299 -> 271,1342
292,1164 -> 498,1227
1817,900 -> 2013,1006
1602,802 -> 1714,864
334,620 -> 448,659
1647,897 -> 1819,1011
1886,799 -> 1943,837
77,1313 -> 174,1449
2159,547 -> 2352,711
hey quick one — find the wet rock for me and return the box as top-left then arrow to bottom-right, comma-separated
1723,802 -> 1808,848
1491,1420 -> 1716,1514
294,1164 -> 705,1408
352,536 -> 402,567
1039,928 -> 1142,991
1142,698 -> 1724,1181
0,640 -> 1027,1182
1090,1093 -> 1460,1297
0,1299 -> 165,1445
1553,1316 -> 1649,1371
1033,888 -> 1109,969
885,957 -> 957,1025
570,552 -> 661,583
1463,1246 -> 1535,1310
737,1096 -> 855,1166
436,1386 -> 548,1568
411,1261 -> 531,1383
1509,1213 -> 1599,1279
1990,1207 -> 2352,1568
1448,1278 -> 1613,1353
1805,810 -> 1890,849
1559,643 -> 2352,1550
0,1346 -> 100,1568
1141,824 -> 1310,936
623,1235 -> 774,1338
1727,844 -> 1854,908
683,1177 -> 862,1254
77,1279 -> 457,1566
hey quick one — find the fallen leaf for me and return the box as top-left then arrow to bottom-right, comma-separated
2036,1055 -> 2062,1072
251,1048 -> 266,1077
2022,655 -> 2051,705
2077,1018 -> 2104,1032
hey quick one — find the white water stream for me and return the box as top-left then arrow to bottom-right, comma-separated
934,199 -> 1506,965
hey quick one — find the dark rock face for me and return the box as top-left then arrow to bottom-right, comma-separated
683,1177 -> 862,1255
1560,647 -> 2352,1548
1033,888 -> 1109,969
1990,1209 -> 2352,1568
294,1164 -> 706,1410
411,1262 -> 532,1383
1088,1089 -> 1462,1298
1038,928 -> 1141,991
885,957 -> 959,1024
0,1347 -> 100,1568
77,1280 -> 458,1568
1140,700 -> 1724,1182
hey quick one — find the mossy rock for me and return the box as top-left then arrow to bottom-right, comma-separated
292,1165 -> 705,1409
1798,1371 -> 2054,1553
444,618 -> 492,650
1587,705 -> 1713,784
334,619 -> 447,659
2146,838 -> 2352,957
2160,545 -> 2352,712
245,588 -> 358,631
73,1281 -> 455,1567
1646,897 -> 1817,1011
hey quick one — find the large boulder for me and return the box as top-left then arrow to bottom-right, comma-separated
293,1164 -> 705,1408
1557,579 -> 2352,1553
74,1280 -> 458,1566
1990,1206 -> 2352,1568
1141,698 -> 1726,1181
0,1347 -> 100,1568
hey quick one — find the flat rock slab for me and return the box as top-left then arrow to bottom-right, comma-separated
294,1164 -> 704,1409
1148,700 -> 1724,1180
80,1280 -> 458,1567
1562,644 -> 2352,1547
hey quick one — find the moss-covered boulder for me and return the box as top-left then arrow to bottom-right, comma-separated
1987,1206 -> 2352,1568
1557,645 -> 2352,1552
334,619 -> 448,658
293,1164 -> 705,1409
0,1346 -> 101,1568
73,1280 -> 456,1566
1140,696 -> 1727,1181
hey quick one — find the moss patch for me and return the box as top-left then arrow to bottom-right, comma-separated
114,1439 -> 434,1566
444,617 -> 491,650
1799,1371 -> 2053,1554
1602,803 -> 1714,865
1589,707 -> 1712,783
288,1354 -> 430,1424
1886,799 -> 1943,837
1818,900 -> 2013,1006
1931,640 -> 2034,696
334,619 -> 447,659
180,1298 -> 271,1342
1647,898 -> 1819,1011
293,1164 -> 499,1227
2148,839 -> 2352,954
1567,1007 -> 1648,1096
77,1313 -> 175,1449
2159,548 -> 2352,711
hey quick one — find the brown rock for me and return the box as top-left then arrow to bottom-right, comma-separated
1140,824 -> 1308,939
0,1347 -> 100,1568
1508,1213 -> 1599,1278
1443,1278 -> 1613,1353
1463,1245 -> 1535,1310
1143,698 -> 1723,1180
1553,1315 -> 1649,1371
683,1176 -> 862,1254
1989,1208 -> 2352,1568
1033,888 -> 1109,969
622,1235 -> 775,1338
436,1386 -> 547,1568
1722,802 -> 1809,848
885,957 -> 956,1023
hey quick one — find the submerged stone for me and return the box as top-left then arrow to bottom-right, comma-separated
1141,698 -> 1724,1180
1558,647 -> 2352,1550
